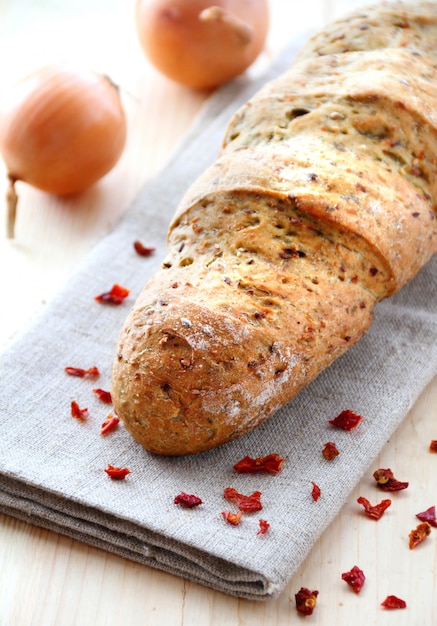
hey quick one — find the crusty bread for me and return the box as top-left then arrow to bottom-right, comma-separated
112,1 -> 437,455
296,0 -> 437,60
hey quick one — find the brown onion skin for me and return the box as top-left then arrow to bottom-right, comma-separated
135,0 -> 269,89
0,64 -> 127,195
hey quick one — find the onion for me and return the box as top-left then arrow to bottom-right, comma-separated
0,64 -> 127,237
135,0 -> 269,89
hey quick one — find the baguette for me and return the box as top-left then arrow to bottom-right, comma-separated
112,1 -> 437,455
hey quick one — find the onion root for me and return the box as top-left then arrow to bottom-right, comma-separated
6,176 -> 17,239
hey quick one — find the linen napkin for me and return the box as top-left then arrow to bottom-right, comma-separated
1,38 -> 437,601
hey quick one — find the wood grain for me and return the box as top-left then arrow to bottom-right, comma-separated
0,1 -> 435,624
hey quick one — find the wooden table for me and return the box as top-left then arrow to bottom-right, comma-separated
0,1 -> 435,624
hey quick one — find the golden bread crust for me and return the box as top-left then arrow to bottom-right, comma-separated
112,2 -> 437,455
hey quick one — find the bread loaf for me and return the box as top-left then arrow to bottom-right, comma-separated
112,1 -> 437,455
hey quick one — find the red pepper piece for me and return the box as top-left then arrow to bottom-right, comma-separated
429,440 -> 437,452
233,453 -> 284,474
409,521 -> 431,549
93,388 -> 112,404
223,487 -> 262,512
134,241 -> 155,257
257,519 -> 270,535
341,565 -> 366,593
95,284 -> 130,305
100,415 -> 120,436
381,595 -> 407,609
311,482 -> 321,502
222,511 -> 242,526
357,496 -> 392,520
64,366 -> 100,378
373,468 -> 409,492
416,505 -> 437,528
104,465 -> 131,480
295,587 -> 319,616
329,409 -> 362,431
322,441 -> 339,460
174,492 -> 203,508
71,400 -> 88,420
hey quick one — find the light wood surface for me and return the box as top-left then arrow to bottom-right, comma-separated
0,1 -> 436,624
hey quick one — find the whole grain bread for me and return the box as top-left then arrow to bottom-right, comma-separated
112,1 -> 437,455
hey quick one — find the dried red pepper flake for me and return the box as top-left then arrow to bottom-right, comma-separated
341,565 -> 366,594
257,519 -> 270,535
295,587 -> 319,616
100,415 -> 120,436
104,464 -> 131,480
329,409 -> 362,431
71,400 -> 88,420
429,440 -> 437,452
174,492 -> 203,508
94,284 -> 130,305
322,441 -> 340,460
311,481 -> 321,502
222,510 -> 242,526
373,468 -> 409,492
64,366 -> 100,378
233,453 -> 284,474
416,505 -> 437,528
223,487 -> 262,512
409,521 -> 431,549
357,496 -> 392,520
93,388 -> 112,404
133,241 -> 155,257
381,595 -> 407,609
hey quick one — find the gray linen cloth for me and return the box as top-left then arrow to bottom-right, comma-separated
1,41 -> 437,601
